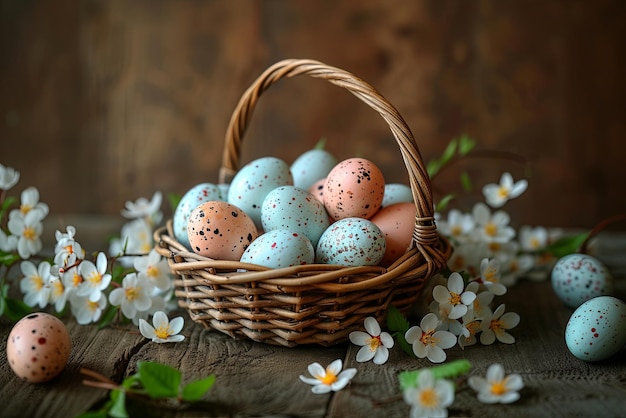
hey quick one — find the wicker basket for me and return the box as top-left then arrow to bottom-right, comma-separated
154,58 -> 452,347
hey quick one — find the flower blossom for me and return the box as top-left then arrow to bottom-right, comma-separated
70,292 -> 107,324
0,163 -> 20,191
403,368 -> 454,418
468,363 -> 524,404
121,191 -> 162,221
405,313 -> 456,363
76,252 -> 111,302
432,272 -> 476,320
20,260 -> 53,308
139,311 -> 185,343
349,316 -> 394,365
0,228 -> 18,252
299,359 -> 357,394
437,209 -> 475,243
479,258 -> 507,296
472,203 -> 515,244
482,172 -> 527,208
7,206 -> 46,259
133,248 -> 172,292
14,187 -> 49,219
480,304 -> 520,345
109,272 -> 154,319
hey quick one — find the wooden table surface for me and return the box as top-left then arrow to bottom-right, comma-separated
1,219 -> 625,418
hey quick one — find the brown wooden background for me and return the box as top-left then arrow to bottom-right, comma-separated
1,0 -> 625,229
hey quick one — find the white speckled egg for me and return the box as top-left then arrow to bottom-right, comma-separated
290,148 -> 338,191
240,229 -> 315,268
6,312 -> 71,383
565,296 -> 626,362
173,183 -> 222,249
551,253 -> 613,308
316,217 -> 386,266
261,186 -> 331,247
323,158 -> 385,221
382,183 -> 414,207
227,157 -> 293,228
187,201 -> 259,260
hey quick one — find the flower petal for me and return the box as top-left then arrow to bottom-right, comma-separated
380,332 -> 394,348
152,311 -> 169,328
504,374 -> 524,391
432,285 -> 451,304
312,384 -> 332,394
349,331 -> 370,346
486,364 -> 505,383
308,362 -> 325,378
372,347 -> 389,365
434,330 -> 457,349
327,359 -> 343,376
169,316 -> 184,334
405,326 -> 422,344
364,316 -> 381,336
501,312 -> 520,329
421,313 -> 439,331
427,346 -> 446,363
356,345 -> 376,362
138,319 -> 155,339
448,272 -> 464,294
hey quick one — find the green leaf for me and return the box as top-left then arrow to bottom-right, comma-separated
426,159 -> 442,178
167,192 -> 182,213
4,297 -> 32,321
394,331 -> 415,357
137,361 -> 181,399
543,232 -> 589,258
0,250 -> 20,266
398,359 -> 472,391
434,194 -> 455,213
314,137 -> 327,150
440,138 -> 458,165
460,171 -> 472,192
457,134 -> 476,155
109,389 -> 129,418
74,409 -> 109,418
386,305 -> 409,333
0,195 -> 17,221
181,374 -> 216,402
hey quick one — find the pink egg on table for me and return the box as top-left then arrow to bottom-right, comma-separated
6,312 -> 72,383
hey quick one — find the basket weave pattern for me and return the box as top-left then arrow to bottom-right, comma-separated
154,59 -> 452,347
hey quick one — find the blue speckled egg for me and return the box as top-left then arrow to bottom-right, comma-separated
551,253 -> 613,308
382,183 -> 413,207
227,157 -> 293,228
290,148 -> 338,191
240,229 -> 315,269
173,183 -> 222,249
565,296 -> 626,362
261,186 -> 331,247
315,217 -> 386,266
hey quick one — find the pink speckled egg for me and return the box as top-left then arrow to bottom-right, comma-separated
6,312 -> 71,383
323,158 -> 385,221
187,200 -> 259,261
565,296 -> 626,362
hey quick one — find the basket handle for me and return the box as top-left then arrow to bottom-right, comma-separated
220,58 -> 439,249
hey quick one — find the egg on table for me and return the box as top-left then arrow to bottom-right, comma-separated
6,312 -> 72,383
551,253 -> 613,308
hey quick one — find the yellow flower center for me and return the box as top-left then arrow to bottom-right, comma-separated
483,266 -> 498,283
318,369 -> 338,386
88,272 -> 103,285
141,242 -> 152,253
155,325 -> 171,340
23,226 -> 36,240
52,280 -> 64,297
420,330 -> 439,347
484,222 -> 498,237
418,388 -> 439,408
147,265 -> 158,278
72,272 -> 83,287
368,336 -> 382,352
20,204 -> 32,216
88,300 -> 99,312
32,276 -> 44,290
452,255 -> 465,271
449,291 -> 461,305
466,320 -> 480,336
497,186 -> 509,199
125,287 -> 139,301
490,381 -> 507,396
490,319 -> 505,335
488,242 -> 501,252
450,225 -> 462,236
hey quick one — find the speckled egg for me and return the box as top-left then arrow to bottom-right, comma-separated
565,296 -> 626,362
187,200 -> 259,261
6,312 -> 71,383
173,183 -> 222,249
290,147 -> 338,191
240,229 -> 315,268
227,156 -> 294,228
370,202 -> 416,266
316,217 -> 386,266
551,253 -> 613,308
382,183 -> 414,207
323,158 -> 385,221
261,185 -> 331,247
308,178 -> 326,203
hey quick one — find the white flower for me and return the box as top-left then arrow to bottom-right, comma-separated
133,248 -> 171,291
121,191 -> 162,221
131,294 -> 167,326
482,172 -> 527,208
519,225 -> 548,252
299,359 -> 357,394
480,304 -> 520,345
112,218 -> 155,263
432,272 -> 476,320
0,163 -> 20,191
479,258 -> 507,296
0,228 -> 18,252
468,363 -> 524,404
472,203 -> 515,244
438,209 -> 475,242
19,260 -> 53,308
466,283 -> 495,320
54,237 -> 84,269
109,272 -> 154,319
500,253 -> 535,287
405,313 -> 456,363
59,262 -> 83,297
349,316 -> 394,365
47,267 -> 68,312
139,311 -> 185,343
458,310 -> 481,350
7,207 -> 46,259
70,292 -> 107,324
16,187 -> 49,218
403,369 -> 454,418
76,252 -> 112,302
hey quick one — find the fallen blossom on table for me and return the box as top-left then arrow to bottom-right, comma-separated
349,316 -> 394,365
468,363 -> 524,404
299,359 -> 357,394
139,310 -> 185,343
